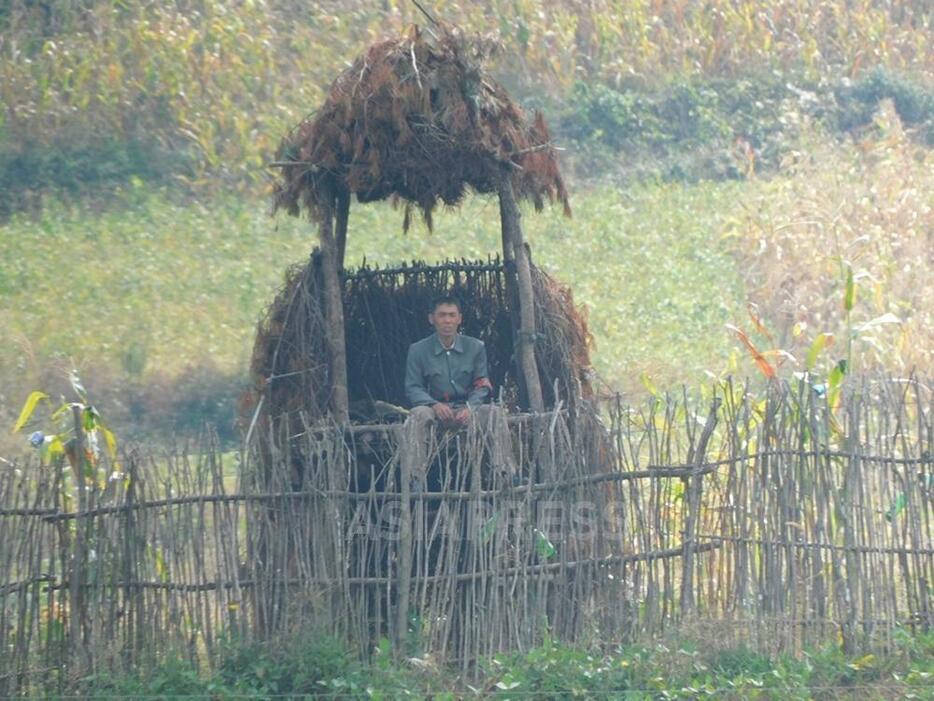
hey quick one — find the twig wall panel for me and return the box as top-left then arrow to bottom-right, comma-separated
1,377 -> 930,694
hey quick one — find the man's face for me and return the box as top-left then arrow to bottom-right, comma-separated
429,303 -> 462,337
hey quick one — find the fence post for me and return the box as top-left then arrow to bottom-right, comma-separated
681,397 -> 721,617
68,405 -> 89,675
318,179 -> 350,423
122,454 -> 144,664
498,169 -> 544,413
396,429 -> 413,651
840,399 -> 861,654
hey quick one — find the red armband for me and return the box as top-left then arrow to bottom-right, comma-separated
472,377 -> 493,392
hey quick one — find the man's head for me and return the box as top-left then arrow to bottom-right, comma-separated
429,296 -> 463,339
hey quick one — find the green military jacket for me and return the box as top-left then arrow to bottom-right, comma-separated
405,333 -> 491,407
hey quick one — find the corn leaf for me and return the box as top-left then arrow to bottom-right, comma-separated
69,369 -> 88,402
47,435 -> 65,459
479,510 -> 500,545
885,493 -> 907,522
51,402 -> 80,421
534,529 -> 556,559
727,324 -> 776,378
747,302 -> 773,342
844,266 -> 856,312
640,371 -> 659,398
805,333 -> 835,371
828,360 -> 848,413
83,406 -> 100,431
102,426 -> 119,464
854,313 -> 901,333
13,392 -> 49,433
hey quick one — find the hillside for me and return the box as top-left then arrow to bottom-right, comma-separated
1,1 -> 932,447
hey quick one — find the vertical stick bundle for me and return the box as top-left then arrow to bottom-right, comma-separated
1,377 -> 930,695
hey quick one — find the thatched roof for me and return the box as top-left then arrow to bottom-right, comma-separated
272,23 -> 570,230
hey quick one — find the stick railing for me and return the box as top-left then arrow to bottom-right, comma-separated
1,377 -> 931,695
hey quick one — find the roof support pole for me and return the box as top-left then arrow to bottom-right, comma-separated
319,181 -> 350,422
335,186 -> 351,271
498,170 -> 544,413
499,184 -> 529,411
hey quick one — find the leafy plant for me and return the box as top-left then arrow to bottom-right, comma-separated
11,368 -> 118,477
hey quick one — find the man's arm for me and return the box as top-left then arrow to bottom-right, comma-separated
405,345 -> 436,407
467,342 -> 492,407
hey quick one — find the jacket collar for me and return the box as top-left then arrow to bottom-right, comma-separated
433,333 -> 463,355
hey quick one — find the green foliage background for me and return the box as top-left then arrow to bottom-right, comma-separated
1,0 -> 931,204
75,627 -> 934,699
1,0 -> 932,447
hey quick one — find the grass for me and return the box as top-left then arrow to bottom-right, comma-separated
3,115 -> 931,452
67,628 -> 934,700
0,177 -> 747,405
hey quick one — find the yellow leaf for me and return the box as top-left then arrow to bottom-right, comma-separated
13,392 -> 49,433
805,333 -> 835,371
102,427 -> 119,466
47,435 -> 65,459
640,371 -> 659,397
849,654 -> 875,670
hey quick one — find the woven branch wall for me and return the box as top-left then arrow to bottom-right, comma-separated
248,256 -> 594,427
2,378 -> 931,695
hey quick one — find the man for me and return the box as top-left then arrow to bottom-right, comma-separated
403,296 -> 514,485
405,296 -> 492,423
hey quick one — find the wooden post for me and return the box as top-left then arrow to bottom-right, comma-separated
396,431 -> 413,651
335,186 -> 351,271
318,181 -> 350,423
680,397 -> 720,616
69,405 -> 88,671
499,189 -> 529,409
498,171 -> 544,413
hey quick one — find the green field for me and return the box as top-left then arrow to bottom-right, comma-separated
2,1 -> 932,451
0,179 -> 746,384
3,121 -> 932,450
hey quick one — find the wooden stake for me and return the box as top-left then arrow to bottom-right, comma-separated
335,187 -> 351,271
499,189 -> 528,409
396,438 -> 413,651
498,171 -> 544,413
318,182 -> 350,422
69,405 -> 88,671
681,397 -> 720,616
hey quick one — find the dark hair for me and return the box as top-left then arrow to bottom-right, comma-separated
430,295 -> 463,313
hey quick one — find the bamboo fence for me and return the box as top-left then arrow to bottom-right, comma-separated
0,377 -> 930,694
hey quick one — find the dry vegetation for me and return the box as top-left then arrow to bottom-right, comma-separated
1,1 -> 931,446
730,103 -> 933,377
1,0 -> 930,198
273,22 -> 569,227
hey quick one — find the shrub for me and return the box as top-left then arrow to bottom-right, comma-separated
217,631 -> 354,696
561,82 -> 666,150
835,68 -> 934,143
728,107 -> 934,377
0,132 -> 191,220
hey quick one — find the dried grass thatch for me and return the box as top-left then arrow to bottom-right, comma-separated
272,23 -> 570,230
248,256 -> 594,427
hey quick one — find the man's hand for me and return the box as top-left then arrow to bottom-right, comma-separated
453,407 -> 471,425
432,402 -> 455,422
